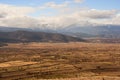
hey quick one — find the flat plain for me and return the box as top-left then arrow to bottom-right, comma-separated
0,42 -> 120,80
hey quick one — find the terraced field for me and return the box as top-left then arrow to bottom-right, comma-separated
0,42 -> 120,80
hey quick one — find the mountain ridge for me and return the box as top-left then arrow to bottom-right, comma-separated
0,25 -> 120,39
0,30 -> 85,43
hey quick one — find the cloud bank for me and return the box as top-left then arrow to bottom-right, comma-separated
0,0 -> 120,29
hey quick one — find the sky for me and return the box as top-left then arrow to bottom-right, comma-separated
0,0 -> 119,9
0,0 -> 120,28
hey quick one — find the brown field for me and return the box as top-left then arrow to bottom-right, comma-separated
0,42 -> 120,80
0,61 -> 38,68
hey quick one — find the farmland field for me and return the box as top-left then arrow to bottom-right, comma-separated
0,42 -> 120,80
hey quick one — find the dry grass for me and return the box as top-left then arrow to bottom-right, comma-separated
0,61 -> 37,68
28,76 -> 120,80
0,42 -> 120,80
5,42 -> 120,49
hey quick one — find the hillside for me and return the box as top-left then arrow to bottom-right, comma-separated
0,31 -> 85,43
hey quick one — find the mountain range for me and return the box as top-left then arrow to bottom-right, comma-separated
0,25 -> 120,43
0,30 -> 85,43
1,25 -> 120,38
59,25 -> 120,38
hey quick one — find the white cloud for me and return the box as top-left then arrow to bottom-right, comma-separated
74,0 -> 84,3
36,1 -> 70,10
1,16 -> 39,28
0,12 -> 7,18
74,9 -> 118,19
0,2 -> 119,29
44,2 -> 69,9
0,4 -> 36,18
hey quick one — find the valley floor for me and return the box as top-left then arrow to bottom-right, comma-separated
38,76 -> 120,80
0,42 -> 120,80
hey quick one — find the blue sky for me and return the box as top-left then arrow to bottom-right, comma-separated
1,0 -> 119,17
84,0 -> 120,10
0,0 -> 66,6
0,0 -> 119,10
